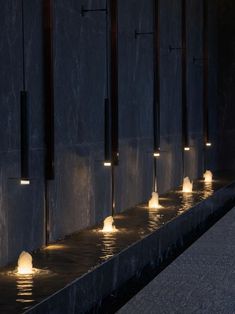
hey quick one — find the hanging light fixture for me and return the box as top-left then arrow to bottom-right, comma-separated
152,0 -> 161,167
104,97 -> 111,166
20,0 -> 30,185
202,0 -> 213,183
181,0 -> 193,192
181,0 -> 189,154
203,0 -> 211,149
108,0 -> 118,219
181,0 -> 190,155
181,0 -> 193,191
135,1 -> 162,207
81,1 -> 118,226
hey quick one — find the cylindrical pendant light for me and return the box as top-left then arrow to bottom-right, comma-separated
110,0 -> 119,167
134,2 -> 160,193
203,0 -> 211,148
20,0 -> 30,185
152,0 -> 161,192
153,0 -> 160,157
81,1 -> 118,217
104,1 -> 112,167
182,0 -> 189,152
104,98 -> 112,166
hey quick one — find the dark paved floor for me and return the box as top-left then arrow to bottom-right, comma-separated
118,206 -> 235,314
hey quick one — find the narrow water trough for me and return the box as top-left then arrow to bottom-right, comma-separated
0,173 -> 235,314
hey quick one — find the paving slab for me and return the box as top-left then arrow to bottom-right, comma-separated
118,206 -> 235,314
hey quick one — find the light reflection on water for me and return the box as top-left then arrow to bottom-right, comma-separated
178,193 -> 194,214
16,274 -> 34,309
203,182 -> 214,199
148,211 -> 161,232
99,232 -> 118,261
5,268 -> 51,309
95,184 -> 215,261
177,182 -> 214,215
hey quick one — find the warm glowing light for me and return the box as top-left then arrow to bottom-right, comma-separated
203,170 -> 213,182
102,216 -> 116,233
17,251 -> 33,275
20,179 -> 30,185
148,192 -> 161,209
44,244 -> 67,250
104,162 -> 112,167
206,142 -> 212,147
182,177 -> 193,193
153,152 -> 160,157
184,147 -> 190,151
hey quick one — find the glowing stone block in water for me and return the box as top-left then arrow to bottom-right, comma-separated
102,216 -> 116,233
17,251 -> 33,275
182,177 -> 193,193
148,192 -> 160,209
203,170 -> 213,182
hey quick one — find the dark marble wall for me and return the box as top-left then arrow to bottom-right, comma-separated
0,1 -> 45,266
218,0 -> 235,170
0,0 -> 219,266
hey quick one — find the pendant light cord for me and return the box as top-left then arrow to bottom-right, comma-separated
21,0 -> 26,91
105,0 -> 109,99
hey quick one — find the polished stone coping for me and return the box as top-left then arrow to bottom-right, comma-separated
0,174 -> 234,313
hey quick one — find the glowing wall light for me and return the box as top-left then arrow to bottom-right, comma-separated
206,142 -> 212,147
184,147 -> 190,151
